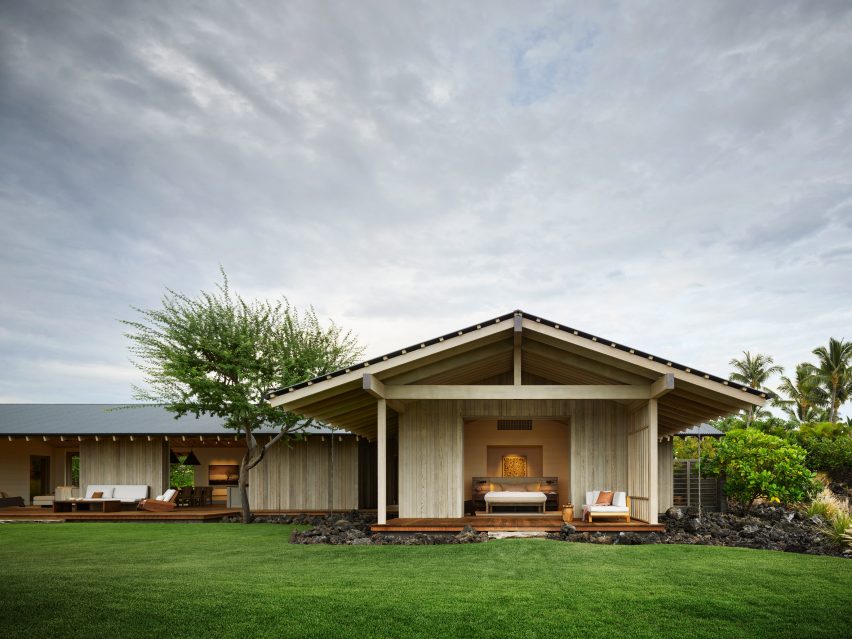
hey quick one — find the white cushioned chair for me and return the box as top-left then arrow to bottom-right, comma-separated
584,490 -> 631,523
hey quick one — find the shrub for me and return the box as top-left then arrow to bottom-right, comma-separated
805,487 -> 845,520
704,429 -> 815,512
791,426 -> 852,477
826,511 -> 852,549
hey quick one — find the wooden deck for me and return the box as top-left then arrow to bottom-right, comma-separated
371,516 -> 665,533
0,506 -> 240,522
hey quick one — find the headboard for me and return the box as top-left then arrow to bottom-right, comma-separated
472,476 -> 558,493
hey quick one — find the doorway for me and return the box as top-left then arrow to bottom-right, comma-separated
29,455 -> 51,502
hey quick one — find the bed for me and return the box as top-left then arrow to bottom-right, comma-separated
484,490 -> 547,513
484,477 -> 548,513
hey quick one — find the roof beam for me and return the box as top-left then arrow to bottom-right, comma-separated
382,384 -> 652,401
650,373 -> 675,399
513,315 -> 522,386
362,374 -> 407,413
523,319 -> 766,406
269,319 -> 513,408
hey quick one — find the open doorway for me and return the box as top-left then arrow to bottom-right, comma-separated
29,455 -> 50,502
462,418 -> 570,515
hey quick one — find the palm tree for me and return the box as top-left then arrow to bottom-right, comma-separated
729,351 -> 783,426
810,338 -> 852,423
775,363 -> 829,423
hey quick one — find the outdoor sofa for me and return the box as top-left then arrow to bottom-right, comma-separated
0,491 -> 25,508
583,490 -> 631,523
80,484 -> 149,505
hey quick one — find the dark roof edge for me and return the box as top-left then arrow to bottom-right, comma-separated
265,310 -> 770,400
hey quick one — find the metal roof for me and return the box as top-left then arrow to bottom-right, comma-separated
676,423 -> 726,437
266,309 -> 769,400
0,404 -> 342,436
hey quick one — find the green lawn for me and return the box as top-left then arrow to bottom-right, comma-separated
0,524 -> 849,639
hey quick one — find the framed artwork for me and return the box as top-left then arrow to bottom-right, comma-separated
501,455 -> 527,477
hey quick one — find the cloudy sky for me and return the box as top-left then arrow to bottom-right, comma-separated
1,1 -> 851,404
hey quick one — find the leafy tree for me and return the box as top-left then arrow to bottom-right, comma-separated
673,435 -> 717,461
775,363 -> 830,423
122,271 -> 363,522
729,351 -> 783,426
170,456 -> 195,488
790,422 -> 852,480
808,338 -> 852,424
703,429 -> 815,512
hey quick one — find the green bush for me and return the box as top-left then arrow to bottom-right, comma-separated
703,429 -> 815,512
790,423 -> 852,477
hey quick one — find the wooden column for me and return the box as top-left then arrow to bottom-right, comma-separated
377,398 -> 387,525
513,314 -> 522,386
647,398 -> 659,524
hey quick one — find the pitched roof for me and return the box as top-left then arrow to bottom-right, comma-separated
266,310 -> 767,439
266,310 -> 768,400
676,423 -> 726,437
0,404 -> 338,436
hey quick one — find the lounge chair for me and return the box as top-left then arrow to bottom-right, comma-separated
583,490 -> 631,523
137,488 -> 179,512
0,491 -> 25,508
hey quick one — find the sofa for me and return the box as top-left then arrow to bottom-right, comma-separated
82,485 -> 149,504
33,485 -> 77,507
584,490 -> 631,523
0,491 -> 25,508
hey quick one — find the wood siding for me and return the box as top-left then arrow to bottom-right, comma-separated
79,438 -> 169,498
248,436 -> 358,510
398,401 -> 464,518
658,438 -> 673,512
570,400 -> 628,509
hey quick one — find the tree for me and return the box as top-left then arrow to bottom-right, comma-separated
122,271 -> 363,522
729,351 -> 783,427
703,429 -> 815,512
809,338 -> 852,424
775,363 -> 830,423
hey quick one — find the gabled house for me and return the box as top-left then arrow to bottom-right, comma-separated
267,310 -> 766,525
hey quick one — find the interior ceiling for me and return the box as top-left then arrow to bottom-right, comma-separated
290,333 -> 750,440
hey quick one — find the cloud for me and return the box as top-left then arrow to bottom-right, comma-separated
0,1 -> 851,414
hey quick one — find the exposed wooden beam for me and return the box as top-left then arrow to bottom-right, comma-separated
269,320 -> 513,408
383,384 -> 652,400
513,315 -> 522,386
362,373 -> 385,399
383,340 -> 511,385
650,373 -> 675,399
523,319 -> 766,407
522,339 -> 652,385
362,374 -> 407,413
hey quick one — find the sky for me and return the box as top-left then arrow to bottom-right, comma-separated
1,1 -> 851,405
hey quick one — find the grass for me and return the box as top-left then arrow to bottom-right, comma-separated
0,524 -> 850,639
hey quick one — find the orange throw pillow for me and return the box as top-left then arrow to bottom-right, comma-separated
595,491 -> 614,505
91,491 -> 104,499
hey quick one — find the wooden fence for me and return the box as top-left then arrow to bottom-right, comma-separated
673,459 -> 722,511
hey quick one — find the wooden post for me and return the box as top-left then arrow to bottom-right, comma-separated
377,398 -> 387,525
648,398 -> 659,524
513,315 -> 522,386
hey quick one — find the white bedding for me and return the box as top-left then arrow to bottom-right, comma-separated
484,491 -> 547,504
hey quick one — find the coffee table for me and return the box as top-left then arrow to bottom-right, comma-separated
53,499 -> 122,513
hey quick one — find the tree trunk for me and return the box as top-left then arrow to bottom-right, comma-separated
239,454 -> 252,524
829,385 -> 838,423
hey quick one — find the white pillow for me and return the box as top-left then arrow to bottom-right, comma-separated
612,492 -> 627,507
154,494 -> 165,501
162,488 -> 177,502
101,487 -> 114,498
